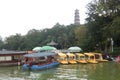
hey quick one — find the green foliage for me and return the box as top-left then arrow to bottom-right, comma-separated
86,0 -> 120,52
112,47 -> 120,56
0,36 -> 4,49
74,25 -> 90,51
4,34 -> 25,50
0,23 -> 87,50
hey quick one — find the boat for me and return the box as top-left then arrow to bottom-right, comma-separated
57,53 -> 68,64
84,53 -> 98,64
23,52 -> 60,70
66,53 -> 77,64
94,53 -> 108,62
76,53 -> 87,64
0,51 -> 27,66
117,55 -> 120,63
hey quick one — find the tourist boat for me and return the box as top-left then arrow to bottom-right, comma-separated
94,53 -> 108,62
0,51 -> 27,66
66,53 -> 77,64
23,52 -> 60,70
84,53 -> 98,64
57,53 -> 68,64
76,53 -> 87,64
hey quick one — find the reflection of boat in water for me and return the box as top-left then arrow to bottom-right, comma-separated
23,52 -> 60,70
57,53 -> 68,64
94,53 -> 108,62
76,53 -> 87,64
66,53 -> 77,64
84,53 -> 98,64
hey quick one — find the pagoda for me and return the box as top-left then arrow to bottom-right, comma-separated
74,9 -> 80,25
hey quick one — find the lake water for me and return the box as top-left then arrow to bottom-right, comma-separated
0,62 -> 120,80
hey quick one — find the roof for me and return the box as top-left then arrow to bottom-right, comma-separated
76,53 -> 85,56
66,53 -> 76,57
47,40 -> 58,46
58,53 -> 67,57
84,53 -> 95,56
24,52 -> 57,58
0,51 -> 27,55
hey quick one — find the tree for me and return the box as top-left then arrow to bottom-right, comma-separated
86,0 -> 120,52
4,34 -> 24,50
0,36 -> 4,50
74,25 -> 90,51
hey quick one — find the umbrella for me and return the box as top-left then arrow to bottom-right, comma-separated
68,46 -> 82,52
32,47 -> 41,52
40,46 -> 57,51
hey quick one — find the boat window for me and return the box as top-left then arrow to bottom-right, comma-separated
85,55 -> 89,59
90,56 -> 94,59
39,57 -> 46,60
80,56 -> 85,59
95,55 -> 99,59
0,56 -> 12,61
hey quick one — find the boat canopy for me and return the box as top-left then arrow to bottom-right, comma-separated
76,53 -> 85,56
84,53 -> 95,56
58,53 -> 67,57
24,52 -> 56,58
67,53 -> 76,57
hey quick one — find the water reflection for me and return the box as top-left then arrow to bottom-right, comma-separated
0,62 -> 119,80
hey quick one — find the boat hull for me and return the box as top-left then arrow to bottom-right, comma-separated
87,60 -> 98,64
59,60 -> 68,64
23,62 -> 60,70
77,60 -> 87,64
68,60 -> 77,64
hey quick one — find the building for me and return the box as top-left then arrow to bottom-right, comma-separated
74,9 -> 80,25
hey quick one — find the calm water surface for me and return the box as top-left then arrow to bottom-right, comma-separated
0,62 -> 120,80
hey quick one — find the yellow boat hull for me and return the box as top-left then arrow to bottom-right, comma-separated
77,60 -> 87,64
87,60 -> 98,64
68,60 -> 77,64
59,60 -> 68,64
98,59 -> 108,62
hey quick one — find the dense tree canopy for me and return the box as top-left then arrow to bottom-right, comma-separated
1,23 -> 85,51
86,0 -> 120,53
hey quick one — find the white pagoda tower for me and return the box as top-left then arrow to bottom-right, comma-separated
74,9 -> 80,25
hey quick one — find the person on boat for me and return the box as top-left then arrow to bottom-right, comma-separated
28,61 -> 33,66
47,57 -> 52,64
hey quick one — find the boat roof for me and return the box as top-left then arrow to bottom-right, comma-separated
58,53 -> 67,57
66,53 -> 76,57
24,52 -> 57,58
76,53 -> 85,56
84,53 -> 95,56
93,53 -> 102,55
0,51 -> 26,55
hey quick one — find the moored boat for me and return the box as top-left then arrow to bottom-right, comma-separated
84,53 -> 98,64
0,51 -> 27,66
23,52 -> 60,70
57,53 -> 68,64
94,53 -> 108,62
66,53 -> 77,64
76,53 -> 87,64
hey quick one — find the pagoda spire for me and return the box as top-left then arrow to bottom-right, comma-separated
74,9 -> 80,25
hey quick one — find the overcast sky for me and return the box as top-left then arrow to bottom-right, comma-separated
0,0 -> 92,39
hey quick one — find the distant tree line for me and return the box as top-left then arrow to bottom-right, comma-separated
0,0 -> 119,55
0,23 -> 89,51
